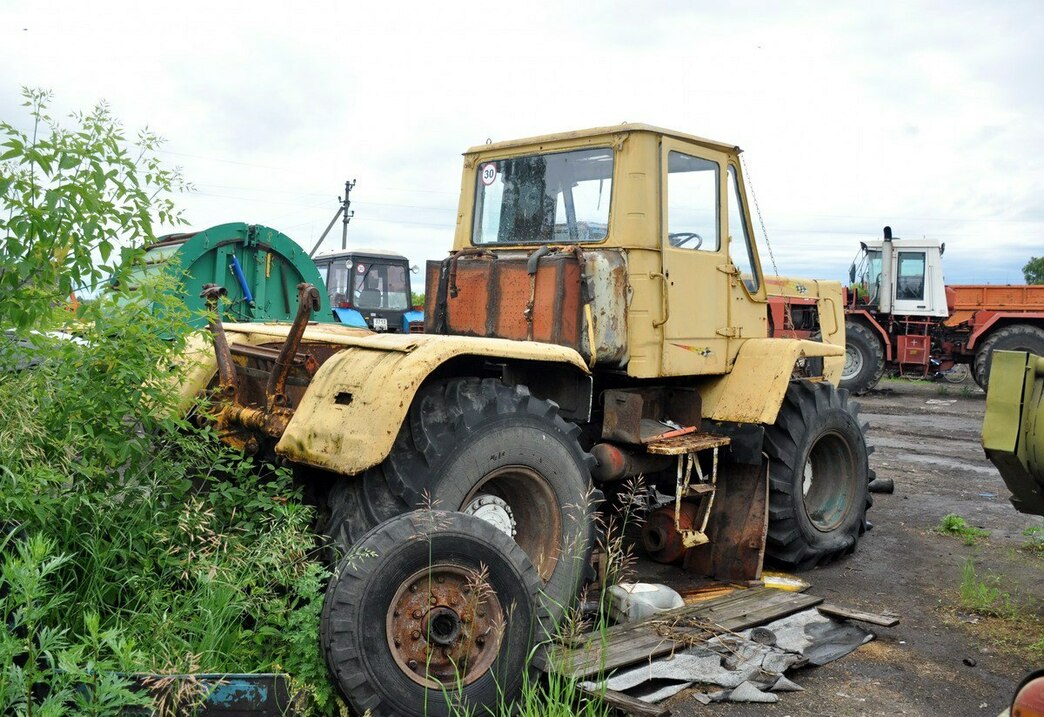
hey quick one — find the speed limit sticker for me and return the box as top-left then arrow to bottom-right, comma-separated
480,163 -> 498,186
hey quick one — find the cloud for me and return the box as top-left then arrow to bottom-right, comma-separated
1,0 -> 1041,292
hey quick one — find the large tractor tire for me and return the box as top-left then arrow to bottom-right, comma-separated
973,324 -> 1044,391
840,320 -> 885,395
764,381 -> 871,569
322,511 -> 552,717
324,377 -> 597,624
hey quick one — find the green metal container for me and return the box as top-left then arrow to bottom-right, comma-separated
138,222 -> 330,326
983,350 -> 1044,516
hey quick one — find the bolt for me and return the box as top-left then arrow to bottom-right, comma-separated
430,596 -> 437,605
412,630 -> 421,640
408,659 -> 418,669
413,609 -> 422,619
409,583 -> 417,593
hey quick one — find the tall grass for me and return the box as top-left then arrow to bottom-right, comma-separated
0,282 -> 336,715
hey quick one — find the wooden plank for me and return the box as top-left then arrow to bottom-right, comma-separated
579,686 -> 672,717
817,603 -> 900,627
717,593 -> 823,631
543,587 -> 826,680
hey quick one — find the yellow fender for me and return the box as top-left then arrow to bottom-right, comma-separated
698,338 -> 845,425
173,323 -> 590,476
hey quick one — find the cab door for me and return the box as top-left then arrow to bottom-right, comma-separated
659,139 -> 730,376
891,247 -> 948,317
724,161 -> 768,362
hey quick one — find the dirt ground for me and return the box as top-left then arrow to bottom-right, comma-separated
658,378 -> 1044,717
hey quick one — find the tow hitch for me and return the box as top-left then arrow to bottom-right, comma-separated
201,282 -> 321,453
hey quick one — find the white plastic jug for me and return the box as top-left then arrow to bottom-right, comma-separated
608,582 -> 685,623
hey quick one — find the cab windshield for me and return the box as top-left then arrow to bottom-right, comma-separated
326,259 -> 409,310
472,147 -> 613,245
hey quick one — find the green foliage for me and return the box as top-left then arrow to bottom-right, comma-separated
1024,256 -> 1044,285
411,291 -> 425,308
0,280 -> 336,712
0,90 -> 335,714
1023,522 -> 1044,553
0,87 -> 188,330
958,559 -> 1012,617
937,514 -> 990,545
0,534 -> 150,716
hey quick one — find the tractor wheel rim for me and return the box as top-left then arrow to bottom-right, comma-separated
802,430 -> 858,532
462,465 -> 562,582
842,344 -> 863,380
386,564 -> 505,688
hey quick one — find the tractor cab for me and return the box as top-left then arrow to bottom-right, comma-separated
849,227 -> 949,318
313,249 -> 423,333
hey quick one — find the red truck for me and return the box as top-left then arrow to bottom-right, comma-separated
769,227 -> 1044,393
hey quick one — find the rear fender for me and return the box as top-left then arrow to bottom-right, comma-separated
174,324 -> 590,476
698,338 -> 845,425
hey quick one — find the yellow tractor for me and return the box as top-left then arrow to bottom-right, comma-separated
176,124 -> 869,716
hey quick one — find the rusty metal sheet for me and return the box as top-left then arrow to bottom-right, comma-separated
683,462 -> 768,582
425,248 -> 629,369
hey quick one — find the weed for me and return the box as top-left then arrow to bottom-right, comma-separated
1022,523 -> 1044,554
959,559 -> 1013,617
937,514 -> 990,545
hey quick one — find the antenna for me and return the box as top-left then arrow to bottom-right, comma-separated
308,179 -> 357,257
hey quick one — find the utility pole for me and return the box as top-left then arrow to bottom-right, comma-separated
309,179 -> 356,258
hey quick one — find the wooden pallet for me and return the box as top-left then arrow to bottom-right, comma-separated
538,586 -> 823,680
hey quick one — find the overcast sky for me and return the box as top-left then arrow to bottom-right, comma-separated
2,1 -> 1041,289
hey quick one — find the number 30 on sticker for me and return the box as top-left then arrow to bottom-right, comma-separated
480,163 -> 498,186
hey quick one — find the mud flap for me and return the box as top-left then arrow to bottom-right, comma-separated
682,462 -> 768,583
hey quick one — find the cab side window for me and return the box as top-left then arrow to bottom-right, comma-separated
666,152 -> 719,252
727,165 -> 760,292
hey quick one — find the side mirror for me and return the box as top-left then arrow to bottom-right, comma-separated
410,264 -> 420,275
940,242 -> 946,257
849,264 -> 856,284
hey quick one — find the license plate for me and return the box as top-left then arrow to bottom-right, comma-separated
372,317 -> 388,331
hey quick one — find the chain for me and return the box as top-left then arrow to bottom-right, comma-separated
740,152 -> 779,279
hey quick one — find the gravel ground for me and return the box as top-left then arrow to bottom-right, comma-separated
656,378 -> 1044,717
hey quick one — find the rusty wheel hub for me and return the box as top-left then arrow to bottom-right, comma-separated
386,564 -> 505,688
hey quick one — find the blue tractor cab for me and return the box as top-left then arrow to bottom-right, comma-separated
313,249 -> 423,333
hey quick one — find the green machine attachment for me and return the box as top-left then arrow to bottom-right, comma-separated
136,222 -> 331,327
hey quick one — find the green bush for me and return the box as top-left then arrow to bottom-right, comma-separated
0,89 -> 336,715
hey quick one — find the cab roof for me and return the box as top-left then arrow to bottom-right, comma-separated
314,247 -> 408,261
467,123 -> 741,156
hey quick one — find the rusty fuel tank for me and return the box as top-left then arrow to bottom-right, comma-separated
425,247 -> 628,367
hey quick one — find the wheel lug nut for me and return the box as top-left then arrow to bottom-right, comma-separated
413,610 -> 422,619
430,596 -> 437,605
436,576 -> 445,583
408,659 -> 418,669
409,584 -> 417,593
412,630 -> 421,640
